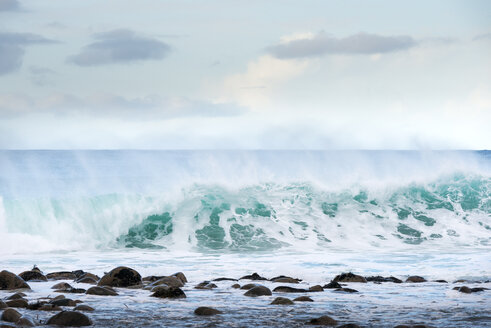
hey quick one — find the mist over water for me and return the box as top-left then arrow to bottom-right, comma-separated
0,150 -> 489,255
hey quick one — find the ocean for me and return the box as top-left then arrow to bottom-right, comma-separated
0,150 -> 490,327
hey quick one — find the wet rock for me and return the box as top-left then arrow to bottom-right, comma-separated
172,272 -> 188,284
294,296 -> 313,302
38,304 -> 62,311
5,299 -> 28,308
307,315 -> 338,325
151,286 -> 186,299
270,276 -> 301,284
1,308 -> 21,323
16,316 -> 34,327
271,297 -> 294,305
394,325 -> 434,328
72,270 -> 86,279
309,285 -> 324,292
75,277 -> 97,285
273,286 -> 308,293
452,286 -> 488,293
405,276 -> 427,283
53,295 -> 66,301
142,275 -> 163,282
0,300 -> 6,309
18,270 -> 47,282
194,306 -> 222,316
76,273 -> 99,282
26,301 -> 46,310
338,324 -> 361,328
212,277 -> 237,282
74,305 -> 95,312
57,287 -> 87,294
335,288 -> 358,293
86,286 -> 118,296
333,272 -> 367,283
150,276 -> 183,288
0,271 -> 30,290
52,282 -> 73,290
240,283 -> 259,290
365,276 -> 402,283
46,311 -> 92,326
98,266 -> 142,288
6,292 -> 26,300
231,283 -> 240,289
244,285 -> 272,297
46,271 -> 77,280
323,281 -> 342,289
51,298 -> 78,306
194,281 -> 217,289
434,280 -> 448,283
240,272 -> 268,280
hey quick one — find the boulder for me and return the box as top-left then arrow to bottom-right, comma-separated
270,297 -> 294,305
74,305 -> 95,312
98,266 -> 142,288
272,286 -> 308,293
244,285 -> 272,297
52,282 -> 73,290
1,308 -> 21,323
332,272 -> 367,283
38,304 -> 62,311
0,271 -> 30,290
270,276 -> 301,284
365,276 -> 402,283
0,300 -> 6,309
338,324 -> 361,328
240,272 -> 268,280
51,298 -> 78,307
18,270 -> 47,282
335,287 -> 358,293
5,299 -> 28,308
240,283 -> 259,290
434,280 -> 448,283
294,296 -> 313,302
194,306 -> 222,315
76,273 -> 99,282
6,292 -> 26,300
46,271 -> 77,280
75,277 -> 97,285
452,286 -> 488,293
150,276 -> 183,288
323,281 -> 342,289
212,277 -> 237,282
307,315 -> 338,325
15,316 -> 34,327
46,311 -> 92,326
86,286 -> 118,296
57,287 -> 86,294
172,272 -> 188,284
405,276 -> 426,283
194,281 -> 217,290
309,285 -> 324,292
231,283 -> 240,289
151,286 -> 186,299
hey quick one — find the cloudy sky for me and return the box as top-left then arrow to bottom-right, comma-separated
0,0 -> 490,149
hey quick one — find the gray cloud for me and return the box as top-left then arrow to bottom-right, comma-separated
0,0 -> 20,12
30,66 -> 57,86
68,29 -> 171,66
268,32 -> 417,59
0,32 -> 57,75
473,33 -> 491,41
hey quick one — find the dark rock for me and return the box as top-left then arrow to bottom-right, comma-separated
452,286 -> 488,293
270,276 -> 301,283
5,299 -> 28,308
75,277 -> 97,285
0,300 -> 6,309
86,286 -> 118,296
273,286 -> 308,293
194,281 -> 217,289
172,272 -> 187,284
294,296 -> 313,302
16,316 -> 34,327
231,283 -> 240,289
333,272 -> 367,283
6,292 -> 26,300
270,297 -> 294,305
1,308 -> 21,323
335,288 -> 359,293
26,301 -> 46,310
405,276 -> 426,283
142,275 -> 163,282
31,266 -> 42,273
51,298 -> 78,307
18,270 -> 47,282
98,266 -> 142,288
244,285 -> 272,297
52,282 -> 73,290
38,304 -> 62,311
434,280 -> 448,283
194,306 -> 222,316
240,283 -> 259,290
338,324 -> 361,328
365,276 -> 402,283
76,273 -> 99,282
46,271 -> 77,280
72,270 -> 86,278
471,287 -> 488,292
394,325 -> 434,328
0,271 -> 30,290
74,305 -> 95,312
150,276 -> 183,288
307,315 -> 338,325
309,285 -> 324,292
57,287 -> 87,294
151,286 -> 186,299
240,272 -> 268,280
53,295 -> 66,301
323,281 -> 342,289
46,311 -> 92,326
212,277 -> 237,282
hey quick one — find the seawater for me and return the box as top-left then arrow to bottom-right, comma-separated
0,150 -> 490,327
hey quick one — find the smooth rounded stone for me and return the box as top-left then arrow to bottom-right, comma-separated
151,276 -> 183,288
150,284 -> 169,292
212,277 -> 237,282
46,271 -> 77,280
5,299 -> 28,308
51,298 -> 78,306
6,292 -> 26,300
294,296 -> 313,302
244,285 -> 272,297
16,316 -> 34,327
172,272 -> 188,284
0,271 -> 30,290
365,276 -> 402,283
75,277 -> 97,285
231,283 -> 240,289
76,273 -> 99,282
323,281 -> 342,289
270,297 -> 294,305
26,301 -> 46,310
142,275 -> 164,282
394,325 -> 434,328
151,286 -> 186,299
97,266 -> 142,288
452,286 -> 488,293
1,308 -> 21,322
52,282 -> 73,290
46,311 -> 92,326
194,281 -> 217,289
74,305 -> 95,312
338,324 -> 361,328
273,286 -> 308,293
86,286 -> 118,296
240,283 -> 259,290
434,280 -> 448,283
18,270 -> 47,282
332,272 -> 367,283
53,295 -> 66,301
38,304 -> 62,311
270,276 -> 301,284
0,300 -> 6,309
240,272 -> 268,280
307,315 -> 338,326
57,287 -> 87,294
309,285 -> 324,292
335,288 -> 359,293
194,306 -> 222,316
405,276 -> 427,283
